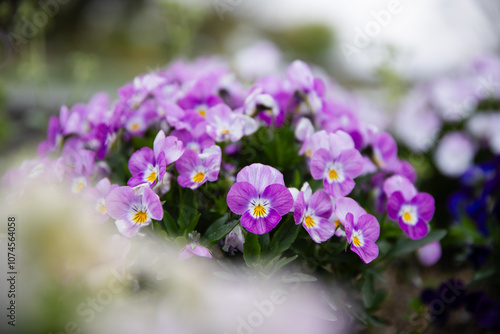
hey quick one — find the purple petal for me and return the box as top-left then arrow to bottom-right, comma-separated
115,219 -> 142,238
129,147 -> 155,176
374,132 -> 398,165
305,217 -> 335,243
399,218 -> 429,240
337,149 -> 364,178
412,192 -> 435,223
293,191 -> 306,225
95,177 -> 111,195
308,190 -> 333,219
143,187 -> 163,221
177,174 -> 200,189
153,130 -> 167,157
241,208 -> 281,234
191,245 -> 212,258
287,60 -> 314,91
383,175 -> 417,201
236,163 -> 284,193
324,177 -> 355,198
334,197 -> 366,227
344,212 -> 354,240
351,240 -> 379,264
262,184 -> 293,216
386,192 -> 405,221
310,148 -> 331,180
356,214 -> 380,242
127,173 -> 147,187
176,150 -> 201,174
227,182 -> 258,215
106,186 -> 138,221
417,241 -> 441,266
328,130 -> 355,158
177,246 -> 194,260
163,136 -> 185,165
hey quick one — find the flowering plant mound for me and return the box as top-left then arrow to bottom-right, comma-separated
3,57 -> 444,327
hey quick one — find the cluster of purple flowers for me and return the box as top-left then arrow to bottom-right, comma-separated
3,56 -> 436,264
394,55 -> 500,177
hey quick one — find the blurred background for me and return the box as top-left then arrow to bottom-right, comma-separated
1,0 -> 499,156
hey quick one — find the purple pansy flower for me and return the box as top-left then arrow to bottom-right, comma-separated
176,145 -> 222,189
178,244 -> 212,260
106,185 -> 164,237
310,130 -> 364,198
226,163 -> 293,234
128,131 -> 184,188
206,104 -> 258,142
383,175 -> 435,240
84,177 -> 119,223
171,126 -> 214,154
334,197 -> 380,263
293,182 -> 334,243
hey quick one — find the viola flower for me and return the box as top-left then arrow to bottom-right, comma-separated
222,225 -> 245,254
243,88 -> 282,126
178,243 -> 212,260
106,185 -> 163,237
369,132 -> 399,171
171,126 -> 214,154
293,183 -> 334,243
384,175 -> 435,240
63,148 -> 96,194
287,60 -> 324,114
128,131 -> 184,188
334,197 -> 380,263
434,131 -> 476,177
226,163 -> 293,234
206,104 -> 258,142
310,130 -> 364,198
176,145 -> 222,190
417,241 -> 442,266
84,178 -> 119,223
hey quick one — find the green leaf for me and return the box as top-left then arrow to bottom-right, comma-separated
386,229 -> 447,257
243,232 -> 261,267
186,213 -> 201,234
362,274 -> 376,309
204,214 -> 229,236
271,255 -> 298,273
162,210 -> 178,236
258,234 -> 270,253
269,216 -> 300,258
206,220 -> 239,243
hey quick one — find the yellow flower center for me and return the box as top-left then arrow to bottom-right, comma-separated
329,169 -> 338,180
352,235 -> 361,247
131,123 -> 139,131
253,204 -> 266,218
192,172 -> 205,183
221,129 -> 230,134
146,171 -> 158,184
304,216 -> 315,228
403,212 -> 412,222
97,204 -> 107,214
305,149 -> 312,157
198,110 -> 206,117
334,219 -> 341,228
133,210 -> 148,224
